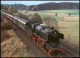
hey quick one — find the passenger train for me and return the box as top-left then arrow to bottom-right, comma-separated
1,11 -> 64,55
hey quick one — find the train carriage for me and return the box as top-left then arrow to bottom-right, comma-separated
25,22 -> 32,35
12,16 -> 19,25
1,12 -> 7,17
17,18 -> 32,35
9,16 -> 13,21
4,12 -> 11,19
6,13 -> 9,18
7,14 -> 13,21
7,14 -> 10,19
18,18 -> 27,30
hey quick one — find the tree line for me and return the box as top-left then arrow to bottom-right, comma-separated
29,2 -> 79,11
2,2 -> 79,11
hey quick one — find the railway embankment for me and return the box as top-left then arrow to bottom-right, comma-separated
1,18 -> 32,57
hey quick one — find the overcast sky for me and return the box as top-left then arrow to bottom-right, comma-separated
1,1 -> 79,6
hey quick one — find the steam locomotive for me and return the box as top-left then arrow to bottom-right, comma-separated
1,11 -> 64,55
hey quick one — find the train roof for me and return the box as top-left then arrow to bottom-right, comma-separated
2,11 -> 29,24
2,12 -> 13,17
18,18 -> 29,24
1,12 -> 7,15
7,13 -> 13,17
12,15 -> 20,20
11,14 -> 29,24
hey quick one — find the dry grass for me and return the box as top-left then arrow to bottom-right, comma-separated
1,19 -> 12,43
7,30 -> 17,37
1,18 -> 31,57
1,21 -> 12,30
1,29 -> 31,57
58,21 -> 79,47
1,35 -> 31,57
1,30 -> 10,43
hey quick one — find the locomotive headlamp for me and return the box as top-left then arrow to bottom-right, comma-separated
55,32 -> 56,34
50,45 -> 51,48
50,45 -> 52,48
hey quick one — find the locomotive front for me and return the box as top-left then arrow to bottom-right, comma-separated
46,30 -> 64,55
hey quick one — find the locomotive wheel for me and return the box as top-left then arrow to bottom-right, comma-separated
43,44 -> 46,50
35,39 -> 37,43
54,50 -> 58,55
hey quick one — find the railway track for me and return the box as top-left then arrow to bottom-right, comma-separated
1,15 -> 79,57
63,41 -> 79,54
62,43 -> 79,57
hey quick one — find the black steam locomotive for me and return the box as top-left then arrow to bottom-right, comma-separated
31,23 -> 64,55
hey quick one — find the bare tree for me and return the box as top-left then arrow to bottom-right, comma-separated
68,13 -> 71,16
30,13 -> 42,24
43,16 -> 59,30
7,6 -> 14,14
55,13 -> 58,16
17,12 -> 29,20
